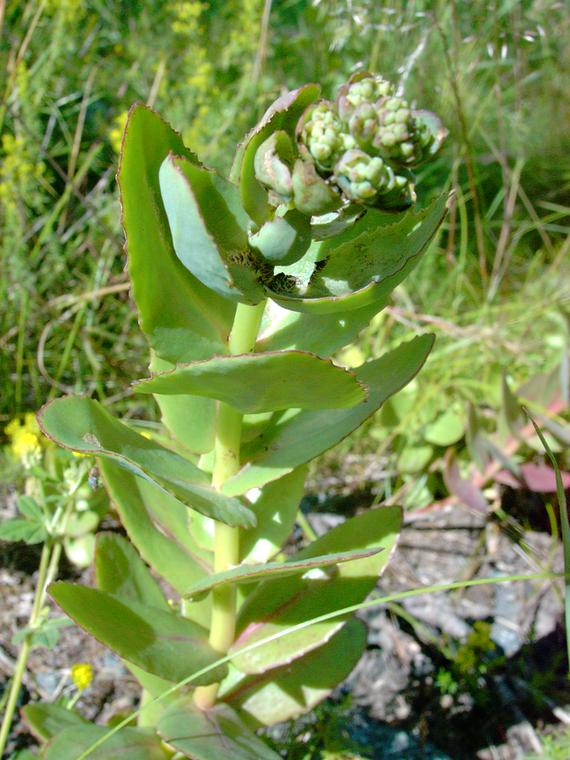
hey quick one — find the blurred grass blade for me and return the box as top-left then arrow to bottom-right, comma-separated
525,407 -> 570,673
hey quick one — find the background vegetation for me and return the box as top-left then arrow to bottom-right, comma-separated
1,0 -> 569,756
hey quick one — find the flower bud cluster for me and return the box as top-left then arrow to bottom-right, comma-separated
253,72 -> 446,214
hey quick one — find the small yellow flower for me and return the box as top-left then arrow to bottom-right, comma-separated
4,415 -> 42,467
108,110 -> 129,154
11,430 -> 41,462
71,662 -> 93,691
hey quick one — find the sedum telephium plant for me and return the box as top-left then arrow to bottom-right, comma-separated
31,73 -> 449,758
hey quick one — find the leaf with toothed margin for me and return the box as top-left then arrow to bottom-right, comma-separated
118,103 -> 235,365
150,352 -> 217,455
99,460 -> 211,627
37,396 -> 255,528
183,547 -> 383,600
256,297 -> 384,356
95,532 -> 169,610
42,725 -> 168,760
134,350 -> 367,413
222,335 -> 434,496
241,466 -> 307,563
264,192 -> 449,314
231,84 -> 321,224
157,698 -> 280,760
229,506 -> 402,674
50,582 -> 227,685
22,704 -> 89,742
220,619 -> 367,727
159,154 -> 267,304
95,533 -> 176,710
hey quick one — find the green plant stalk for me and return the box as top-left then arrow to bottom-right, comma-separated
0,488 -> 74,754
194,299 -> 266,710
0,540 -> 51,755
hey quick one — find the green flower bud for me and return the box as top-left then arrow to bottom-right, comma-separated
254,131 -> 294,200
348,103 -> 379,151
249,209 -> 311,266
371,96 -> 437,168
337,72 -> 395,121
333,149 -> 394,203
292,159 -> 342,216
333,149 -> 416,209
299,101 -> 351,173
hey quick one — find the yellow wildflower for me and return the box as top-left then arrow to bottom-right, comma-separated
71,662 -> 93,691
108,110 -> 129,154
4,415 -> 42,467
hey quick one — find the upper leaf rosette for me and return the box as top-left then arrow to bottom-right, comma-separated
127,72 -> 449,319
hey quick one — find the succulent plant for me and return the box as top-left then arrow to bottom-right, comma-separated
333,149 -> 415,209
333,149 -> 392,202
371,95 -> 432,167
299,101 -> 355,173
252,71 -> 446,215
253,131 -> 294,202
337,73 -> 395,121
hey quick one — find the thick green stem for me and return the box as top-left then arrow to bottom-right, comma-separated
0,541 -> 51,755
194,300 -> 266,711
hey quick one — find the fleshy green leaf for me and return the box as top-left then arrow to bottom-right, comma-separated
229,506 -> 401,673
157,698 -> 280,760
241,466 -> 307,563
232,84 -> 321,224
22,704 -> 88,742
118,104 -> 234,364
99,460 -> 212,621
223,335 -> 434,495
250,209 -> 311,266
50,582 -> 227,685
184,547 -> 383,600
222,619 -> 367,727
265,193 -> 449,314
42,725 -> 167,760
257,298 -> 383,356
95,533 -> 175,706
38,397 -> 255,528
135,351 -> 366,413
159,155 -> 267,304
95,533 -> 169,611
150,353 -> 216,455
